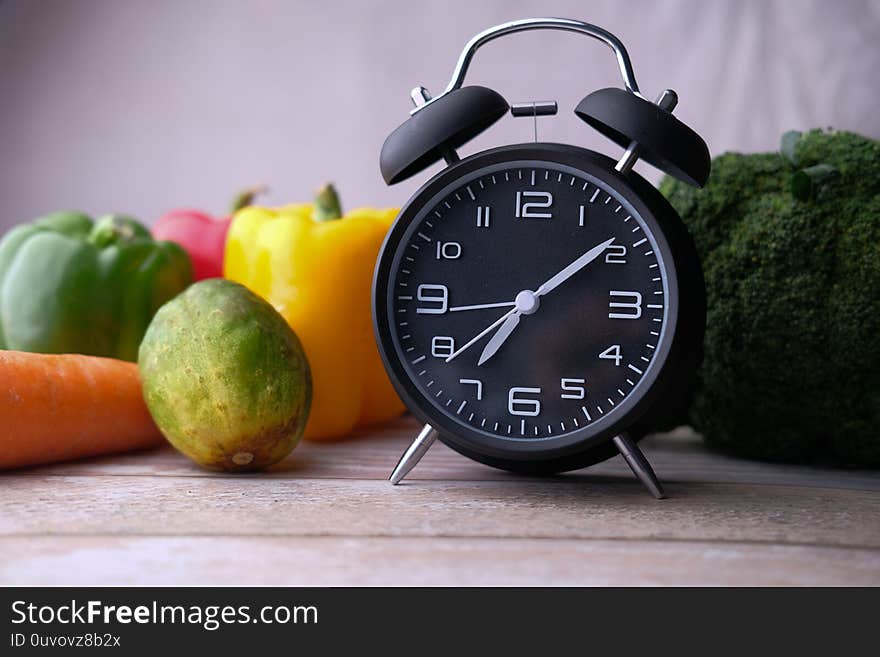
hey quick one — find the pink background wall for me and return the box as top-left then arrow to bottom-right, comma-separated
1,0 -> 878,228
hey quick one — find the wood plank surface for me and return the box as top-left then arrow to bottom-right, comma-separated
2,416 -> 879,585
12,417 -> 880,491
3,476 -> 879,549
3,536 -> 877,586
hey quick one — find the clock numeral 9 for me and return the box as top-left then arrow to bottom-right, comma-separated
416,284 -> 448,314
598,345 -> 622,366
515,191 -> 553,219
608,290 -> 642,319
560,378 -> 585,399
435,241 -> 462,259
508,387 -> 541,416
431,336 -> 455,358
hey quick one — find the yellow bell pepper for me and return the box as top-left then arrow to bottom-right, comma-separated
223,184 -> 405,440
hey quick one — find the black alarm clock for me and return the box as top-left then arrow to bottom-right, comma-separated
373,18 -> 709,498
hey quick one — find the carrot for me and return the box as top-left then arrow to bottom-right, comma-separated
0,350 -> 165,470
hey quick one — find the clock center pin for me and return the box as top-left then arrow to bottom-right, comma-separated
515,290 -> 540,315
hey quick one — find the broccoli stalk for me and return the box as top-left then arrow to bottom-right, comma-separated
660,129 -> 880,466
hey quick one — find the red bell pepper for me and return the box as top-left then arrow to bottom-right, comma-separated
152,187 -> 265,280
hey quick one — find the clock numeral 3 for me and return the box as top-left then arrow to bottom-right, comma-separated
508,387 -> 541,416
416,284 -> 448,314
560,378 -> 585,399
608,290 -> 642,319
435,241 -> 462,259
515,191 -> 553,219
431,336 -> 455,358
604,244 -> 627,264
598,344 -> 623,366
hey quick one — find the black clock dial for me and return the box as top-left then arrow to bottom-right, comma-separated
377,148 -> 684,461
387,160 -> 670,443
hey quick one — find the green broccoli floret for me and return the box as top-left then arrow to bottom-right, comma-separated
660,129 -> 880,466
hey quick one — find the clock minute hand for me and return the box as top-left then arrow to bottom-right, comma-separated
473,238 -> 616,366
535,237 -> 616,297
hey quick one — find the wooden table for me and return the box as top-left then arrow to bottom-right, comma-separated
2,416 -> 878,586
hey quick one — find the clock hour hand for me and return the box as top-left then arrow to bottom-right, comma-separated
478,312 -> 520,365
444,307 -> 518,363
474,288 -> 539,365
535,237 -> 616,297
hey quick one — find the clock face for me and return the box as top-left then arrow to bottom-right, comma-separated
377,149 -> 678,456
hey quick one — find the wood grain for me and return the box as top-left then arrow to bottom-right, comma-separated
2,536 -> 877,586
2,476 -> 879,550
2,416 -> 878,585
12,417 -> 880,491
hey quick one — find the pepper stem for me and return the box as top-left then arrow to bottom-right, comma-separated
313,183 -> 343,222
229,185 -> 268,214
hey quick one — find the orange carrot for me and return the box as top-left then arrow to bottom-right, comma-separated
0,350 -> 165,469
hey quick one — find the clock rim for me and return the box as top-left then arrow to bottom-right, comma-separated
373,142 -> 700,472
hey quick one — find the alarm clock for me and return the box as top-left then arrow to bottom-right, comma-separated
373,18 -> 709,498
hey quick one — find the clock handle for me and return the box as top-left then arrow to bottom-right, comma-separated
389,423 -> 439,485
409,17 -> 642,118
613,433 -> 666,499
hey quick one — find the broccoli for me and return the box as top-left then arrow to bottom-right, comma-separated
660,129 -> 880,466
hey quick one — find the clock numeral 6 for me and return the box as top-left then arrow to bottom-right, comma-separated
431,336 -> 455,358
598,344 -> 622,366
604,244 -> 627,264
508,387 -> 541,416
608,290 -> 642,319
560,378 -> 585,399
416,284 -> 448,314
436,241 -> 462,259
515,191 -> 553,219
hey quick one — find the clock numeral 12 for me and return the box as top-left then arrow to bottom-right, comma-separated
476,206 -> 491,228
515,191 -> 553,219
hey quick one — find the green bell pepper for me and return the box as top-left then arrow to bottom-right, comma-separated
0,212 -> 192,362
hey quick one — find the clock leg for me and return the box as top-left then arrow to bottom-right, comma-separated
389,423 -> 439,485
612,433 -> 666,499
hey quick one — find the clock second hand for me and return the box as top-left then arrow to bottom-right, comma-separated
444,307 -> 518,363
